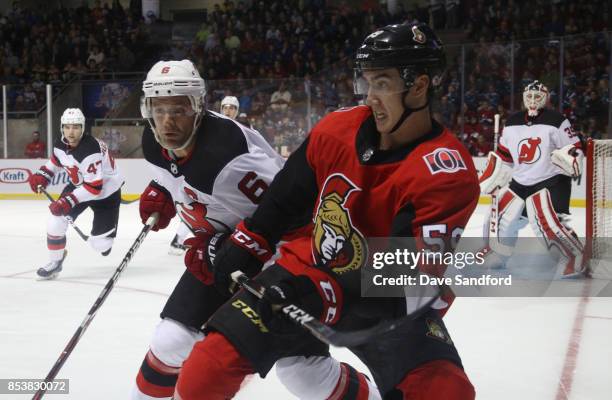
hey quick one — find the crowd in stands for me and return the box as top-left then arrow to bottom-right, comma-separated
0,0 -> 609,156
0,0 -> 148,112
438,0 -> 610,155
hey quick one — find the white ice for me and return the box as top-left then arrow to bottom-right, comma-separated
1,201 -> 611,399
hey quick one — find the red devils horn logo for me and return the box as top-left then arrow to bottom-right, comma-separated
312,174 -> 367,274
518,137 -> 542,164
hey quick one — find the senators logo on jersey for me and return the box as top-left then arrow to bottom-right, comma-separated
312,174 -> 367,274
423,148 -> 467,175
517,137 -> 542,164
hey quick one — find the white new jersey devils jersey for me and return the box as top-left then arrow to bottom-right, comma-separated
142,111 -> 284,232
497,109 -> 579,186
45,136 -> 124,202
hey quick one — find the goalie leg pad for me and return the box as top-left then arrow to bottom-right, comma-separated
483,188 -> 527,260
276,356 -> 380,400
133,318 -> 204,399
526,188 -> 585,277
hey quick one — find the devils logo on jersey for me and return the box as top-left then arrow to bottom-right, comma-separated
65,165 -> 82,185
517,137 -> 542,164
312,174 -> 367,274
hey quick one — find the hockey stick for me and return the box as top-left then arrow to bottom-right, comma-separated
32,212 -> 159,400
230,271 -> 437,348
488,114 -> 513,257
38,186 -> 89,241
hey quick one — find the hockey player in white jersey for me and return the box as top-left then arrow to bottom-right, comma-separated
132,59 -> 379,400
167,96 -> 241,255
479,81 -> 586,278
27,108 -> 124,279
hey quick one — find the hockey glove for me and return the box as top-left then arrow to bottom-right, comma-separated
139,181 -> 175,231
257,275 -> 323,336
551,144 -> 583,180
28,166 -> 54,193
213,220 -> 274,294
184,233 -> 228,285
49,193 -> 78,216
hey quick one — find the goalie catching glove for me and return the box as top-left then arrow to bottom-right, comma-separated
551,144 -> 583,179
479,152 -> 512,194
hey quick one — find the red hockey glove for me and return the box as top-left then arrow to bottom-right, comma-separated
176,202 -> 218,234
183,233 -> 227,285
213,220 -> 274,294
49,193 -> 78,216
139,181 -> 175,231
28,166 -> 54,193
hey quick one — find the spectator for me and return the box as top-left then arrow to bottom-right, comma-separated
270,82 -> 291,112
24,131 -> 46,158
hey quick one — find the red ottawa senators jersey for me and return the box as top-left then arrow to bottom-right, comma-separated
249,105 -> 480,320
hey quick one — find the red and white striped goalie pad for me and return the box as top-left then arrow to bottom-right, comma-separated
526,188 -> 584,275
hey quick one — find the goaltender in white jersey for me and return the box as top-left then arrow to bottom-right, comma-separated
479,81 -> 586,278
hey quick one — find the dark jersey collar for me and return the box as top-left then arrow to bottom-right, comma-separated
355,115 -> 444,165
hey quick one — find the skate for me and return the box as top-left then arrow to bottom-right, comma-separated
168,235 -> 187,255
37,250 -> 67,280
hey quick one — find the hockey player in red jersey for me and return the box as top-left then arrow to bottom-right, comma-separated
479,80 -> 586,278
176,23 -> 479,400
27,108 -> 124,279
132,60 -> 379,400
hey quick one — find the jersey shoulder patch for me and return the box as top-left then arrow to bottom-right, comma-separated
422,147 -> 468,175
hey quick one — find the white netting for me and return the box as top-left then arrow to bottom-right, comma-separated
588,139 -> 612,261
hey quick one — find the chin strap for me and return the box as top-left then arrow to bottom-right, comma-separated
388,91 -> 429,134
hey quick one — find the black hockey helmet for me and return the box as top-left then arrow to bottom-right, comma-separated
354,22 -> 446,96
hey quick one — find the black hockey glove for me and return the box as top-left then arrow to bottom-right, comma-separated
212,220 -> 274,294
257,275 -> 323,336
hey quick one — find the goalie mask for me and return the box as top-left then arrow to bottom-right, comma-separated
60,108 -> 86,145
353,23 -> 446,133
141,59 -> 206,151
523,80 -> 548,117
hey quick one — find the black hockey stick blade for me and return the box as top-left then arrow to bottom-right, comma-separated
38,187 -> 89,241
230,272 -> 430,347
